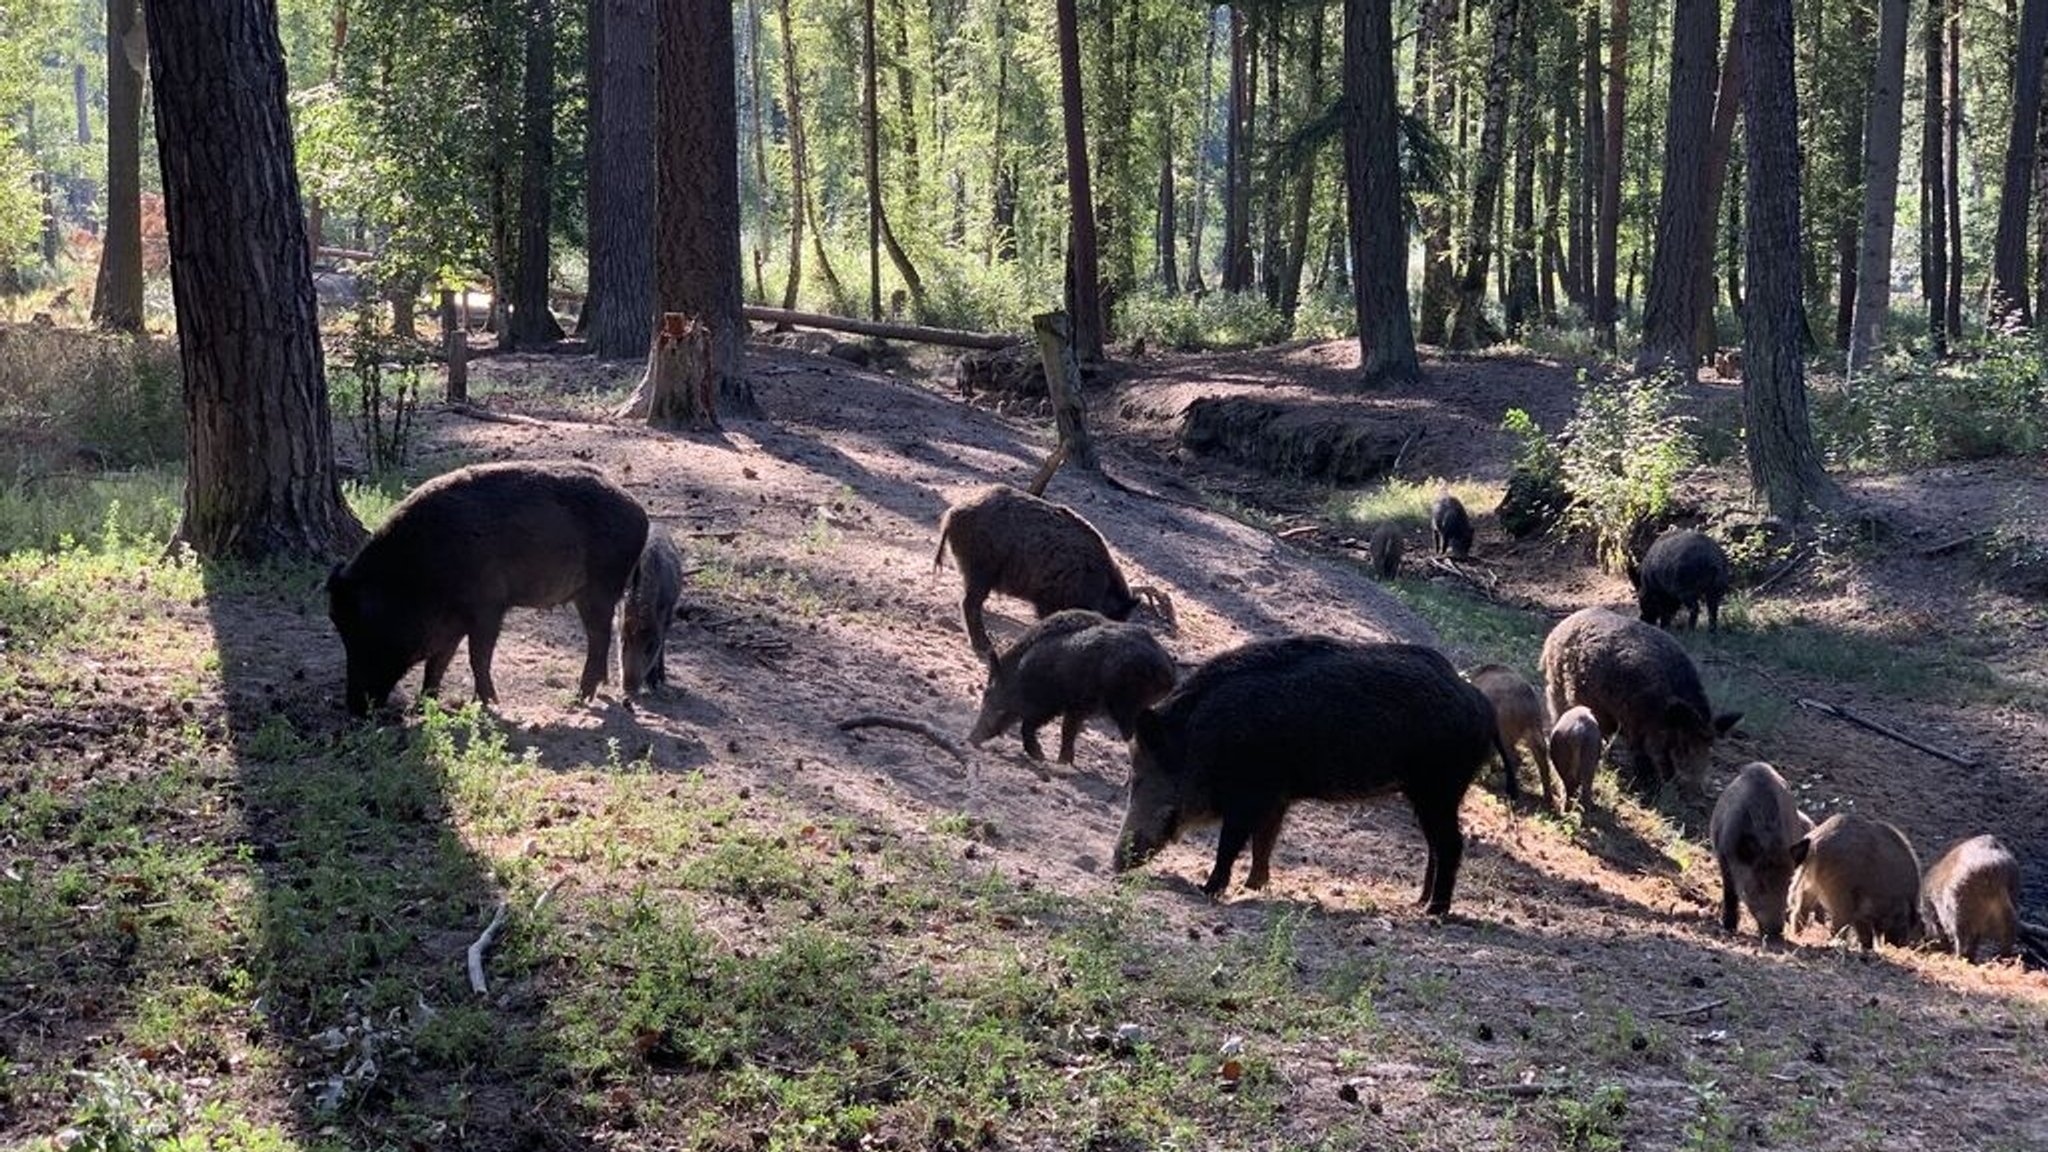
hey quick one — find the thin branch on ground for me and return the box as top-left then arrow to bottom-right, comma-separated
1795,698 -> 1977,768
837,714 -> 970,774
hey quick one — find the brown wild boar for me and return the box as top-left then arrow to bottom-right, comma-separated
967,610 -> 1177,763
1540,608 -> 1740,791
620,532 -> 684,694
1431,494 -> 1474,557
1709,763 -> 1807,942
1369,524 -> 1404,579
1545,706 -> 1602,814
1920,835 -> 2022,963
1468,663 -> 1548,804
1790,813 -> 1923,951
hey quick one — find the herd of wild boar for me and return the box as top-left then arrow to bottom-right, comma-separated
326,461 -> 2027,963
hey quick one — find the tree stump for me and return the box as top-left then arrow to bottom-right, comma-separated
1032,310 -> 1098,471
440,288 -> 467,403
617,312 -> 719,429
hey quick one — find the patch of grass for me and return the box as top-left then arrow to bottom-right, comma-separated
0,470 -> 182,554
1116,289 -> 1291,351
1694,611 -> 2008,705
1328,475 -> 1498,536
1379,578 -> 1550,679
0,323 -> 185,473
1549,1082 -> 1630,1151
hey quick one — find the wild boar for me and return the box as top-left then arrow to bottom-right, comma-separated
620,532 -> 684,694
1468,663 -> 1549,805
1709,763 -> 1807,942
966,610 -> 1177,763
1370,524 -> 1404,579
1629,529 -> 1733,632
1541,608 -> 1741,791
1432,494 -> 1474,558
1790,813 -> 1923,951
1920,835 -> 2022,963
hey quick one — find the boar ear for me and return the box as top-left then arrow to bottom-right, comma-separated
1713,711 -> 1743,736
1789,836 -> 1811,867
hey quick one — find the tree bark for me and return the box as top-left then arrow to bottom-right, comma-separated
1831,3 -> 1871,350
1595,0 -> 1629,348
144,0 -> 364,561
1344,0 -> 1420,385
655,0 -> 754,415
990,0 -> 1015,263
1922,0 -> 1948,355
1157,135 -> 1180,293
583,0 -> 655,359
1638,0 -> 1720,369
1504,0 -> 1540,336
1416,0 -> 1458,344
620,313 -> 718,428
776,0 -> 808,307
1992,0 -> 2048,328
1280,1 -> 1324,323
1033,312 -> 1099,470
1691,0 -> 1746,358
1221,4 -> 1254,293
1741,0 -> 1836,519
1053,0 -> 1105,361
92,0 -> 145,332
1845,0 -> 1908,370
1575,2 -> 1602,312
1187,7 -> 1217,292
1944,0 -> 1963,338
442,289 -> 468,403
509,0 -> 565,346
1448,0 -> 1521,349
863,0 -> 883,319
577,0 -> 604,335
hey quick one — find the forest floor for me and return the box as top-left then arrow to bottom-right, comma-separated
2,332 -> 2046,1151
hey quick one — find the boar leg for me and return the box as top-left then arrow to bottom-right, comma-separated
1717,858 -> 1740,933
1685,601 -> 1701,630
467,616 -> 504,705
1019,721 -> 1046,761
1853,921 -> 1875,952
1057,712 -> 1086,764
1203,815 -> 1257,896
421,641 -> 460,698
1414,803 -> 1464,915
575,591 -> 617,698
962,585 -> 994,655
1244,810 -> 1288,890
1706,595 -> 1722,633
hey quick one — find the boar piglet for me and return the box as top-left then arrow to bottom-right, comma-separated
621,533 -> 684,694
967,610 -> 1176,763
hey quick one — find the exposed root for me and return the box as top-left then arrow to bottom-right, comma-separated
837,714 -> 969,775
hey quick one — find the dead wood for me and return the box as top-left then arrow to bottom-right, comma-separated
1794,698 -> 1977,768
837,714 -> 969,773
443,402 -> 546,427
742,304 -> 1017,350
1026,441 -> 1069,497
1650,997 -> 1729,1021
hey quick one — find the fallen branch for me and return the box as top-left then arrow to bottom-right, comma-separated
1650,997 -> 1729,1021
1025,441 -> 1069,498
1752,546 -> 1809,593
837,714 -> 969,772
443,402 -> 546,427
466,902 -> 510,996
1477,1082 -> 1563,1099
743,304 -> 1017,350
1795,698 -> 1977,768
1428,555 -> 1501,592
1277,525 -> 1320,540
1919,530 -> 1991,558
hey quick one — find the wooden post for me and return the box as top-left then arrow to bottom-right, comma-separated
616,312 -> 719,430
440,288 -> 467,403
1032,311 -> 1098,471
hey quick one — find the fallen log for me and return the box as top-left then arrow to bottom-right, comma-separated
1795,698 -> 1977,768
743,305 -> 1018,351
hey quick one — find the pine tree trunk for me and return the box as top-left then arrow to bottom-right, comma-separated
578,0 -> 605,334
144,0 -> 363,561
1922,0 -> 1948,355
92,0 -> 145,332
1187,8 -> 1217,292
776,0 -> 809,306
1416,0 -> 1458,344
2035,109 -> 2048,327
1344,0 -> 1420,385
1221,5 -> 1253,293
509,0 -> 565,346
1845,0 -> 1908,370
1944,0 -> 1963,338
990,0 -> 1015,263
1541,94 -> 1567,322
1504,0 -> 1540,336
1691,0 -> 1745,358
1595,0 -> 1629,347
1448,0 -> 1520,350
584,0 -> 655,360
1992,0 -> 2048,328
1832,3 -> 1872,349
655,0 -> 754,416
863,0 -> 882,319
1741,0 -> 1835,519
1638,0 -> 1719,369
746,0 -> 771,294
1157,137 -> 1180,293
1279,1 -> 1324,322
1575,2 -> 1602,312
1054,0 -> 1105,361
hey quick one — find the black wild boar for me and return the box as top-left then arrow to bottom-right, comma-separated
1709,762 -> 1808,942
1369,524 -> 1404,579
1546,706 -> 1602,813
1920,835 -> 2022,963
1431,494 -> 1474,558
1112,636 -> 1502,914
1629,529 -> 1733,632
935,485 -> 1167,654
621,532 -> 684,694
1468,663 -> 1548,804
327,461 -> 649,715
967,610 -> 1177,763
1540,607 -> 1740,790
1790,813 -> 1922,951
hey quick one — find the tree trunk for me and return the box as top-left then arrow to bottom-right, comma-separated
509,0 -> 565,346
144,0 -> 364,561
1574,1 -> 1601,312
92,0 -> 145,332
1504,0 -> 1540,336
584,0 -> 655,359
1944,0 -> 1963,339
1541,92 -> 1568,323
776,0 -> 808,307
878,209 -> 926,316
1833,3 -> 1871,350
1595,0 -> 1629,348
654,0 -> 754,415
1416,0 -> 1458,344
1638,0 -> 1719,369
1845,0 -> 1908,370
1157,136 -> 1180,293
1280,1 -> 1324,322
73,61 -> 92,143
990,0 -> 1015,263
2036,108 -> 2048,328
1922,0 -> 1948,355
1691,0 -> 1745,359
577,0 -> 604,334
1344,0 -> 1420,385
1187,7 -> 1217,292
1033,311 -> 1099,470
1221,4 -> 1253,293
441,289 -> 468,403
863,0 -> 882,319
1053,0 -> 1105,361
1741,0 -> 1836,519
1448,0 -> 1520,350
1992,0 -> 2048,328
746,0 -> 771,298
620,313 -> 718,428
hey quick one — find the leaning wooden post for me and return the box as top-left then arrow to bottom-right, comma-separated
440,288 -> 467,403
1032,310 -> 1099,471
616,312 -> 719,430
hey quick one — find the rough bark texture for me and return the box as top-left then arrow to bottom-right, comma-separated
1156,135 -> 1180,293
1279,2 -> 1324,323
1221,6 -> 1253,293
1922,0 -> 1948,355
1846,0 -> 1908,370
656,0 -> 755,415
1944,0 -> 1963,338
1416,0 -> 1459,344
1186,8 -> 1217,292
1448,0 -> 1521,350
1344,0 -> 1420,386
1595,0 -> 1629,347
584,0 -> 655,359
1740,0 -> 1836,519
776,0 -> 808,306
863,0 -> 882,319
1053,0 -> 1105,361
144,0 -> 364,561
577,0 -> 604,335
92,0 -> 145,332
1638,0 -> 1719,369
1692,0 -> 1745,358
1993,0 -> 2048,328
1505,0 -> 1541,335
509,0 -> 565,346
1831,3 -> 1870,351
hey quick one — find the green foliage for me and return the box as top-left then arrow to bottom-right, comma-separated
1815,333 -> 2048,468
1330,475 -> 1495,534
1559,372 -> 1698,571
1117,290 -> 1290,351
331,298 -> 424,476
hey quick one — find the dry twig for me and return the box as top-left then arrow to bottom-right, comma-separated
1651,997 -> 1729,1021
1795,698 -> 1977,768
837,714 -> 970,773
